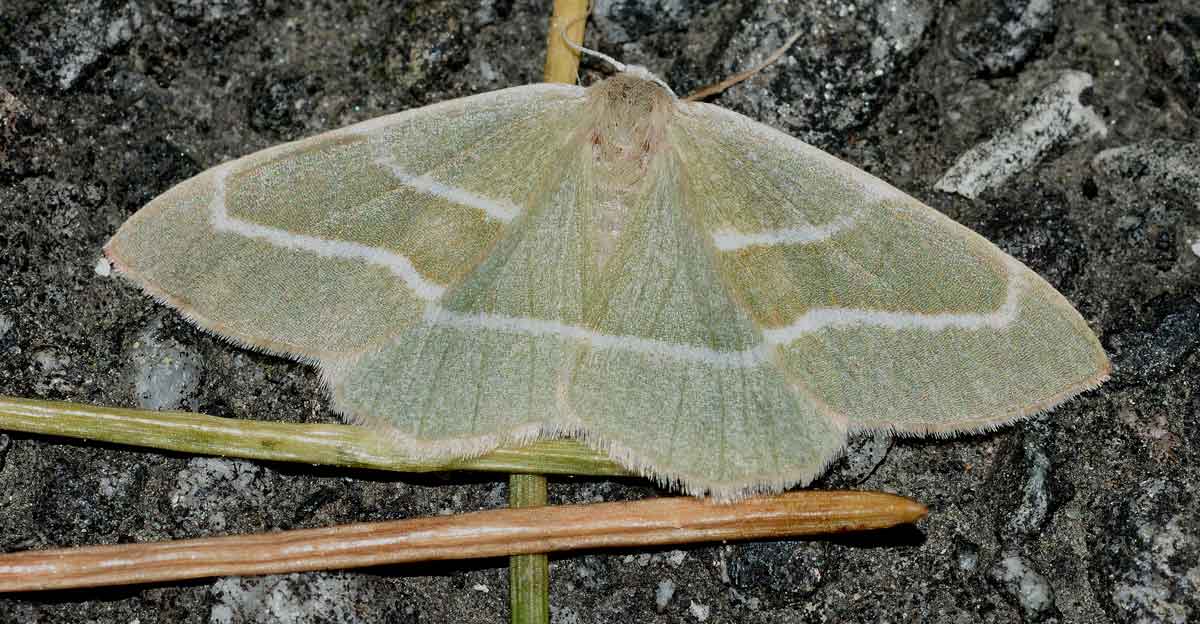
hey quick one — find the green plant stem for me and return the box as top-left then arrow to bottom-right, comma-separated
509,474 -> 550,624
0,396 -> 629,477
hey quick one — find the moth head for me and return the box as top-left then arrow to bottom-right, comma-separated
583,72 -> 676,176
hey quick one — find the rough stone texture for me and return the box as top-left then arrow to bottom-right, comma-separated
0,0 -> 1197,622
951,0 -> 1057,77
1092,479 -> 1199,624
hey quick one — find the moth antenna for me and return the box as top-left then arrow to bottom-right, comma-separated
555,19 -> 676,96
558,20 -> 628,74
684,31 -> 804,102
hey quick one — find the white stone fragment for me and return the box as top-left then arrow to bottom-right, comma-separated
994,554 -> 1055,615
655,579 -> 675,612
936,71 -> 1107,199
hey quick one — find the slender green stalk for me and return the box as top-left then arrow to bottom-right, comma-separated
509,474 -> 550,624
0,396 -> 629,477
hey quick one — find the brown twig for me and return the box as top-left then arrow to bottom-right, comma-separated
685,31 -> 804,101
0,491 -> 926,592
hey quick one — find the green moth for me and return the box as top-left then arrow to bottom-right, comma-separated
104,68 -> 1110,500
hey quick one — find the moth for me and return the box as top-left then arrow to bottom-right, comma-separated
105,65 -> 1110,500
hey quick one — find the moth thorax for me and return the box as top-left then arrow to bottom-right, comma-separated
584,74 -> 674,182
583,74 -> 675,272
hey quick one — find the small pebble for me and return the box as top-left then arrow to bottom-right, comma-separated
989,552 -> 1058,621
655,579 -> 675,612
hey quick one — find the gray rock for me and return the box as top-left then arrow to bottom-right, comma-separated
1092,141 -> 1200,382
953,0 -> 1057,76
654,578 -> 675,612
995,430 -> 1058,538
170,457 -> 263,534
1141,13 -> 1200,116
247,69 -> 325,137
592,0 -> 718,45
129,317 -> 202,411
1093,479 -> 1199,624
988,551 -> 1060,623
1092,141 -> 1200,274
209,573 -> 414,624
0,87 -> 38,175
32,347 -> 73,394
955,535 -> 981,573
723,540 -> 831,608
1108,301 -> 1200,383
31,348 -> 68,374
1008,449 -> 1051,535
167,0 -> 256,24
1092,141 -> 1200,201
713,0 -> 935,145
821,431 -> 893,487
14,0 -> 144,90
